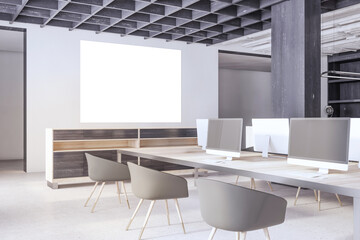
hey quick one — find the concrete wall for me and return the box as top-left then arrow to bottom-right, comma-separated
219,69 -> 273,148
0,51 -> 23,160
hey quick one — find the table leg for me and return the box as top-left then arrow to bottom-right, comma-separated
354,197 -> 360,240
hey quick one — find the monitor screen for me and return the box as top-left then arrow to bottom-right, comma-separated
288,118 -> 350,171
196,119 -> 208,149
206,119 -> 243,158
349,118 -> 360,162
252,118 -> 289,155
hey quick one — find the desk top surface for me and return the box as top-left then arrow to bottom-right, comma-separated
119,146 -> 360,198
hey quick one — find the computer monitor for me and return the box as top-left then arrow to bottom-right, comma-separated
252,118 -> 289,158
287,118 -> 350,174
206,118 -> 243,160
196,119 -> 208,150
348,118 -> 360,163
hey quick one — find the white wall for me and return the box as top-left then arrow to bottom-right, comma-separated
0,21 -> 254,172
0,51 -> 23,160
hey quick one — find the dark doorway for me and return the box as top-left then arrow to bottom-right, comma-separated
0,26 -> 26,172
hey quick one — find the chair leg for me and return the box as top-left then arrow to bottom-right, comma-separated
174,199 -> 186,234
126,199 -> 144,231
250,178 -> 256,189
235,176 -> 240,185
138,200 -> 156,240
208,227 -> 217,240
194,168 -> 199,187
91,182 -> 106,213
116,181 -> 121,204
236,232 -> 239,240
335,194 -> 342,206
84,182 -> 99,207
294,187 -> 301,206
314,189 -> 318,201
240,232 -> 247,240
121,181 -> 130,209
263,228 -> 270,240
267,182 -> 273,191
318,190 -> 321,211
165,200 -> 170,225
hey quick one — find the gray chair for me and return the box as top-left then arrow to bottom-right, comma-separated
197,178 -> 287,240
84,153 -> 131,213
126,162 -> 189,240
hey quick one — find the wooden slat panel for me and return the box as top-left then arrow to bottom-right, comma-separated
140,128 -> 197,138
53,129 -> 138,140
53,150 -> 117,178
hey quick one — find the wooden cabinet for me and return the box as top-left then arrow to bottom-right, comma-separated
46,128 -> 197,188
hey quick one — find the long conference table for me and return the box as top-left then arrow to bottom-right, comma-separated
118,146 -> 360,240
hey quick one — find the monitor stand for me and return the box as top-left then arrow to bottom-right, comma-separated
318,168 -> 329,174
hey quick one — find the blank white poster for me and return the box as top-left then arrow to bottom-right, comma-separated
80,40 -> 181,123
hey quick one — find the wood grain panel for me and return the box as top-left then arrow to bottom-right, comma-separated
140,138 -> 197,147
140,128 -> 197,138
53,150 -> 117,178
53,129 -> 138,140
53,139 -> 138,151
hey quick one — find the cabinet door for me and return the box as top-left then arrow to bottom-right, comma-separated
53,150 -> 117,178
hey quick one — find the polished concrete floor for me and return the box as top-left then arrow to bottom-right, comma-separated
0,161 -> 354,240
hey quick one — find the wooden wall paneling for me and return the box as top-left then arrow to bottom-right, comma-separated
53,130 -> 84,140
140,128 -> 197,138
83,129 -> 138,139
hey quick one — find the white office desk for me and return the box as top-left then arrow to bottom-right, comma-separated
118,146 -> 360,240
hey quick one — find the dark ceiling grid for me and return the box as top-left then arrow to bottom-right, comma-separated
0,0 -> 356,45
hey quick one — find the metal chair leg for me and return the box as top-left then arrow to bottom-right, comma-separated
267,182 -> 273,191
174,199 -> 186,234
240,232 -> 247,240
84,182 -> 98,207
138,200 -> 156,240
91,182 -> 105,213
126,199 -> 144,231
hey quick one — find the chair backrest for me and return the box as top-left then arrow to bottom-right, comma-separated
127,162 -> 188,200
197,178 -> 287,232
85,153 -> 130,182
